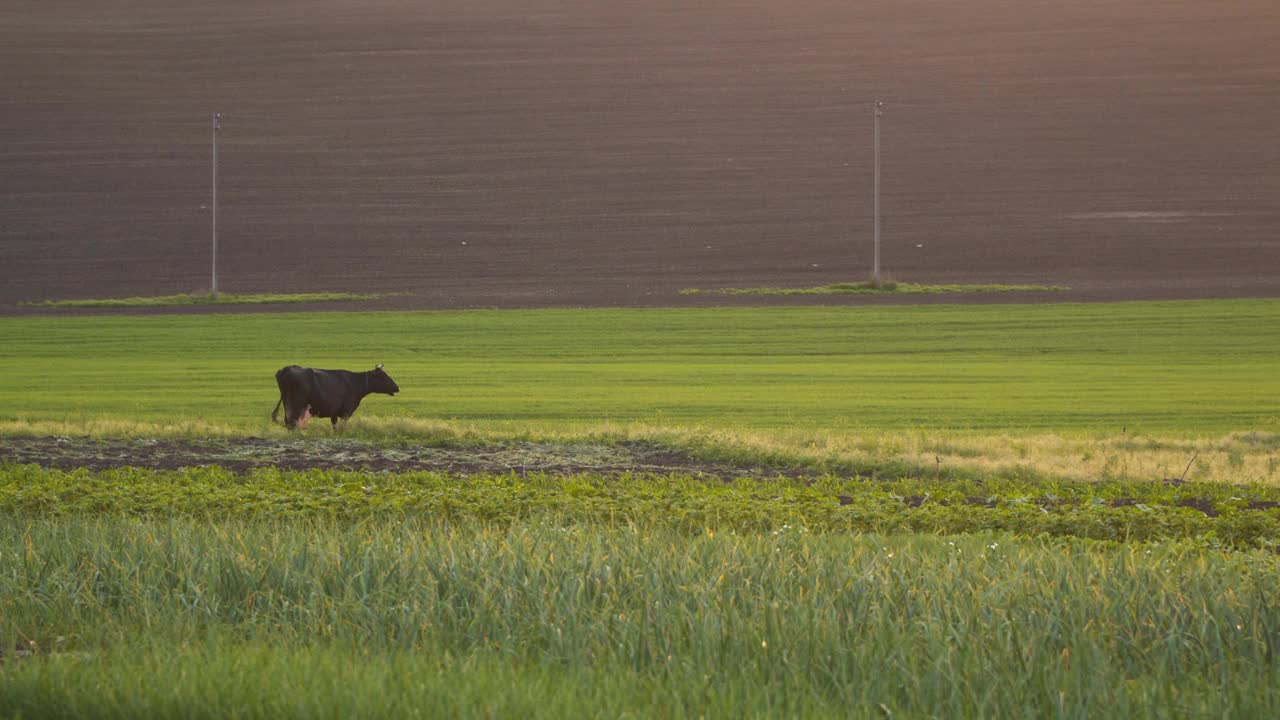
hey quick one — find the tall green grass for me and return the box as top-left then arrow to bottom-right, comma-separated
2,300 -> 1278,434
3,516 -> 1278,718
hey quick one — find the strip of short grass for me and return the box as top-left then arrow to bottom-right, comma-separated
19,291 -> 397,308
681,280 -> 1067,295
3,515 -> 1279,718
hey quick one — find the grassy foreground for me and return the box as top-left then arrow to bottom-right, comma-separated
3,515 -> 1279,718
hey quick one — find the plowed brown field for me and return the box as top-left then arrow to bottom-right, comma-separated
3,0 -> 1277,314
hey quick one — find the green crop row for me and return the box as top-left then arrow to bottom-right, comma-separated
3,515 -> 1279,718
4,463 -> 1279,549
3,300 -> 1279,434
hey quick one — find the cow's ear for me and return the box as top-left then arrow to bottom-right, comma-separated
375,363 -> 384,370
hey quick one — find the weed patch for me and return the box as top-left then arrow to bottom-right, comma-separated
681,281 -> 1067,296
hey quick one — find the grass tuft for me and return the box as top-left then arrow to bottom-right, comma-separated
681,280 -> 1067,296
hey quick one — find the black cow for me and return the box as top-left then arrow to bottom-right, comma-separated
271,364 -> 400,430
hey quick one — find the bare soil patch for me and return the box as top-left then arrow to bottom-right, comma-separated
0,435 -> 808,482
2,1 -> 1278,314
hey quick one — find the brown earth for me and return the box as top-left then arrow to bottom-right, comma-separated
0,435 -> 809,481
2,0 -> 1278,315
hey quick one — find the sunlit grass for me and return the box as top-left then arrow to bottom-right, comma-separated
2,301 -> 1278,435
2,300 -> 1278,485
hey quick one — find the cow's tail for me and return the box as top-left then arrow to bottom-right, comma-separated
272,366 -> 290,425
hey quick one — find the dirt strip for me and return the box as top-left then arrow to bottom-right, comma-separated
0,435 -> 807,482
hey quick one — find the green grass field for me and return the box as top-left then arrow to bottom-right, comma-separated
3,300 -> 1280,717
2,300 -> 1278,434
4,299 -> 1279,485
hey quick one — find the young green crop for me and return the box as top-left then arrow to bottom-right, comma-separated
1,300 -> 1278,435
4,464 -> 1279,548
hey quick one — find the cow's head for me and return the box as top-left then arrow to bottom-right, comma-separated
369,363 -> 400,396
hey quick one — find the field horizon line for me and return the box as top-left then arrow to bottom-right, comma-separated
18,290 -> 407,309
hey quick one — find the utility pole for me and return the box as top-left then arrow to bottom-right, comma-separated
211,112 -> 220,297
873,100 -> 883,285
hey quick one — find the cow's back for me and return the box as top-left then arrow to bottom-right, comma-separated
306,369 -> 360,417
276,365 -> 313,398
276,364 -> 305,386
